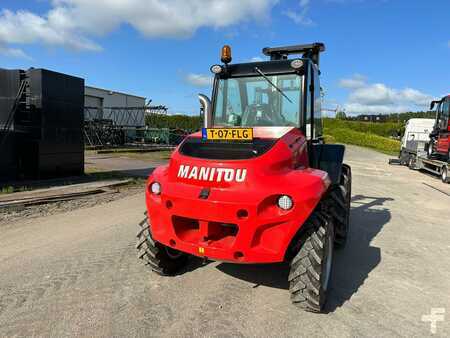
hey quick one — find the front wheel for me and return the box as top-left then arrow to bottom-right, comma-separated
288,210 -> 334,312
136,217 -> 189,275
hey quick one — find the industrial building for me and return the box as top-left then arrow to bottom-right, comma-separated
84,86 -> 147,127
83,86 -> 168,147
85,86 -> 146,110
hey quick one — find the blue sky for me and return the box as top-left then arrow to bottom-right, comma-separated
0,0 -> 448,115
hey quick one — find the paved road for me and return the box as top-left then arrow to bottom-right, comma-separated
1,146 -> 449,337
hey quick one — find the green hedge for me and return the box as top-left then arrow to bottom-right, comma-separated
145,114 -> 202,132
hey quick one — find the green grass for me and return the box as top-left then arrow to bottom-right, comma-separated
323,118 -> 403,138
0,185 -> 34,195
322,118 -> 403,155
1,186 -> 14,194
323,128 -> 400,155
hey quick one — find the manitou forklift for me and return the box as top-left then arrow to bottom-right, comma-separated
136,43 -> 352,312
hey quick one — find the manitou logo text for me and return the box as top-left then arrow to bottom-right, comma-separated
177,165 -> 247,182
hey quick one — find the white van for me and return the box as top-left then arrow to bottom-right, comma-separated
399,118 -> 434,164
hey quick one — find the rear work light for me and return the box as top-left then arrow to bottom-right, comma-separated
150,182 -> 161,195
210,64 -> 223,74
277,195 -> 293,210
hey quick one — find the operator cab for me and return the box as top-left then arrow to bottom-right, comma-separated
202,43 -> 325,142
196,43 -> 344,182
429,95 -> 450,159
430,96 -> 450,134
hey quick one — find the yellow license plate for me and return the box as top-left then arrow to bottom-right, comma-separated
202,128 -> 253,141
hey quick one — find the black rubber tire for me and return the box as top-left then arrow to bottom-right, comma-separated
288,210 -> 334,312
408,156 -> 415,170
441,166 -> 450,184
399,150 -> 408,166
427,141 -> 435,159
330,164 -> 351,249
136,218 -> 188,275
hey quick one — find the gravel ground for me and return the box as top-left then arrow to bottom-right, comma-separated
0,145 -> 449,337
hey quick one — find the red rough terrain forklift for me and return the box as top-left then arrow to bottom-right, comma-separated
428,95 -> 450,161
136,43 -> 352,312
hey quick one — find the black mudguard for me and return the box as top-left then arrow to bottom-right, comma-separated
310,144 -> 345,185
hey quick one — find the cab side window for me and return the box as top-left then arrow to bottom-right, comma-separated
439,100 -> 449,130
312,64 -> 323,138
305,64 -> 312,138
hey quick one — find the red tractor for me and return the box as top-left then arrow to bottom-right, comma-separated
137,43 -> 352,312
428,95 -> 450,161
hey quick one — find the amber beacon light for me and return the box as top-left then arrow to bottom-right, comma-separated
221,45 -> 232,64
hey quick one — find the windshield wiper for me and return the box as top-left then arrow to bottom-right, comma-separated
254,67 -> 293,103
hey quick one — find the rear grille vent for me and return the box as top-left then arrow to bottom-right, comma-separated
179,137 -> 276,160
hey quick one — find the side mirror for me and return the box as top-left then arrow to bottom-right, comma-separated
430,101 -> 436,110
198,94 -> 212,128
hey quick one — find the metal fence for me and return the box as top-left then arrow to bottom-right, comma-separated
84,105 -> 169,147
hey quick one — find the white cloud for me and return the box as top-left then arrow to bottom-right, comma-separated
185,73 -> 212,87
0,0 -> 278,56
338,74 -> 366,89
0,8 -> 102,51
283,0 -> 315,26
339,74 -> 435,114
0,45 -> 31,59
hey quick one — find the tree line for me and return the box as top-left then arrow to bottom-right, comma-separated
145,110 -> 436,132
336,110 -> 436,122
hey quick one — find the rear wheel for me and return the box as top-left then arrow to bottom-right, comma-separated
136,217 -> 189,275
399,151 -> 407,166
330,164 -> 351,249
427,142 -> 435,159
408,156 -> 415,170
288,210 -> 334,312
442,166 -> 450,184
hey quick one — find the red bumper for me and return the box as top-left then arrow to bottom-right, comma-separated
145,168 -> 328,264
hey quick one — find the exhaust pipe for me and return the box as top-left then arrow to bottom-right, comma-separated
198,94 -> 212,128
